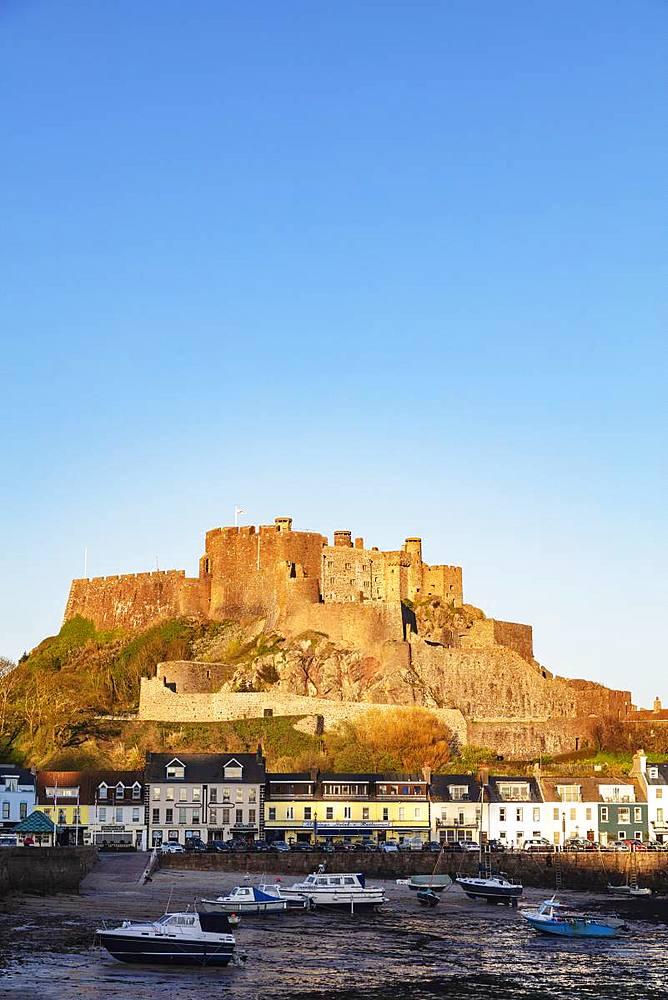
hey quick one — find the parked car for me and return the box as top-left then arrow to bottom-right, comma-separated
228,839 -> 250,852
290,841 -> 312,852
269,841 -> 291,852
160,842 -> 185,854
453,840 -> 479,853
563,838 -> 596,852
378,841 -> 399,853
623,839 -> 647,852
485,839 -> 506,853
207,840 -> 230,853
422,841 -> 442,853
185,837 -> 208,853
523,838 -> 554,853
362,840 -> 378,852
250,840 -> 272,852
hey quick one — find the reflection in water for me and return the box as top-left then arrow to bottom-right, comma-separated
1,884 -> 667,999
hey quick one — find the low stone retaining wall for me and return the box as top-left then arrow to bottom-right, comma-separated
0,847 -> 98,897
160,850 -> 668,892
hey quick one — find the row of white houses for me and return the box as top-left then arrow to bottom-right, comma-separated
2,750 -> 666,849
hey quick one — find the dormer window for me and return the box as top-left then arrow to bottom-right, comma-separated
449,785 -> 468,801
98,784 -> 108,799
115,783 -> 124,800
166,759 -> 185,780
649,767 -> 659,780
223,759 -> 243,780
4,777 -> 18,793
132,782 -> 142,800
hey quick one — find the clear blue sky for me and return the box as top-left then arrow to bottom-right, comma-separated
1,1 -> 666,707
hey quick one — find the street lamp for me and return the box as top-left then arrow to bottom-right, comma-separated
314,812 -> 318,848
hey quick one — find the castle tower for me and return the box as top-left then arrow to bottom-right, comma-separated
275,516 -> 293,534
333,530 -> 353,548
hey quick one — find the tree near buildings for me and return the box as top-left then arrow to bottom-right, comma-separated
329,707 -> 453,773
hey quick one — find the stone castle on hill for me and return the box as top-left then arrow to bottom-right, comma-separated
65,516 -> 633,757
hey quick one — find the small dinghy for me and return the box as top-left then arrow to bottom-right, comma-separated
607,883 -> 652,897
416,888 -> 440,907
97,911 -> 236,966
408,874 -> 452,892
524,897 -> 623,938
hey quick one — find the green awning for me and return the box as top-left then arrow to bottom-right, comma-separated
14,811 -> 56,834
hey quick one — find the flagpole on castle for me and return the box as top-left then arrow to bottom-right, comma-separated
234,506 -> 246,527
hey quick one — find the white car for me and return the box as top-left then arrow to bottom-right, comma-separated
160,842 -> 185,854
379,841 -> 399,853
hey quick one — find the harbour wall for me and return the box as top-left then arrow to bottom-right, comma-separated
160,850 -> 668,893
0,847 -> 98,897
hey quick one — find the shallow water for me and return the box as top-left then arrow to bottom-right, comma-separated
1,857 -> 666,999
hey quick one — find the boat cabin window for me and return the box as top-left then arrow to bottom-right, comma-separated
343,877 -> 355,885
316,878 -> 329,886
165,915 -> 196,926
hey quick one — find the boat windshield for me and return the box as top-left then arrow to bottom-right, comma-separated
159,914 -> 197,926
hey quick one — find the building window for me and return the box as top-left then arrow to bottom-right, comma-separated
249,789 -> 257,803
99,807 -> 107,822
586,808 -> 592,821
634,807 -> 642,823
657,808 -> 664,822
235,809 -> 243,824
326,807 -> 334,820
249,809 -> 256,824
222,808 -> 230,825
192,810 -> 200,824
166,763 -> 185,780
570,808 -> 576,821
344,806 -> 351,819
179,789 -> 187,802
656,788 -> 663,800
268,807 -> 276,821
553,808 -> 559,821
58,809 -> 66,824
132,784 -> 141,800
286,806 -> 294,820
236,788 -> 243,803
98,785 -> 108,799
151,808 -> 159,823
618,808 -> 630,824
223,788 -> 231,802
634,831 -> 643,841
304,807 -> 312,820
165,808 -> 173,823
115,785 -> 124,799
19,802 -> 27,820
168,830 -> 179,842
499,808 -> 506,822
166,787 -> 174,801
224,764 -> 243,780
114,807 -> 122,822
192,788 -> 201,802
132,808 -> 140,823
601,807 -> 608,822
516,808 -> 523,822
382,808 -> 389,821
2,803 -> 9,820
362,807 -> 369,820
178,808 -> 186,824
415,807 -> 421,819
152,787 -> 161,800
533,808 -> 540,822
210,788 -> 218,803
398,807 -> 405,820
618,830 -> 627,840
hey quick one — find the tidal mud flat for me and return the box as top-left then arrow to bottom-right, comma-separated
1,854 -> 667,1000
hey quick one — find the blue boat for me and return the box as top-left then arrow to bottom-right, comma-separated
523,897 -> 623,938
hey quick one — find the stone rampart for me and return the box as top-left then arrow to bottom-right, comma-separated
159,849 -> 668,892
65,571 -> 208,631
137,675 -> 469,743
0,847 -> 98,897
282,601 -> 406,654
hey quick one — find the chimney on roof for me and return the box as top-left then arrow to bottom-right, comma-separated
478,766 -> 490,787
630,749 -> 647,777
256,743 -> 264,765
422,765 -> 432,785
334,530 -> 352,548
310,767 -> 319,783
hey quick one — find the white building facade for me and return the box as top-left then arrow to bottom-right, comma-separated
0,765 -> 35,830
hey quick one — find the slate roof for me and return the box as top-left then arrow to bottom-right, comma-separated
36,770 -> 143,805
0,764 -> 35,788
14,810 -> 56,833
430,774 -> 482,803
145,752 -> 266,784
267,773 -> 315,782
486,775 -> 543,803
645,763 -> 668,785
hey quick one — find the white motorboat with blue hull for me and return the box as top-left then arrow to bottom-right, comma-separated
199,884 -> 292,914
97,911 -> 236,966
524,897 -> 623,938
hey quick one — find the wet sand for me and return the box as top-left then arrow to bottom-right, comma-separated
0,853 -> 667,999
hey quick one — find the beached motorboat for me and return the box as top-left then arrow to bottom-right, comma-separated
97,910 -> 236,966
607,883 -> 652,897
278,870 -> 386,908
456,872 -> 523,906
416,888 -> 440,907
524,897 -> 622,938
199,884 -> 289,914
408,873 -> 452,892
